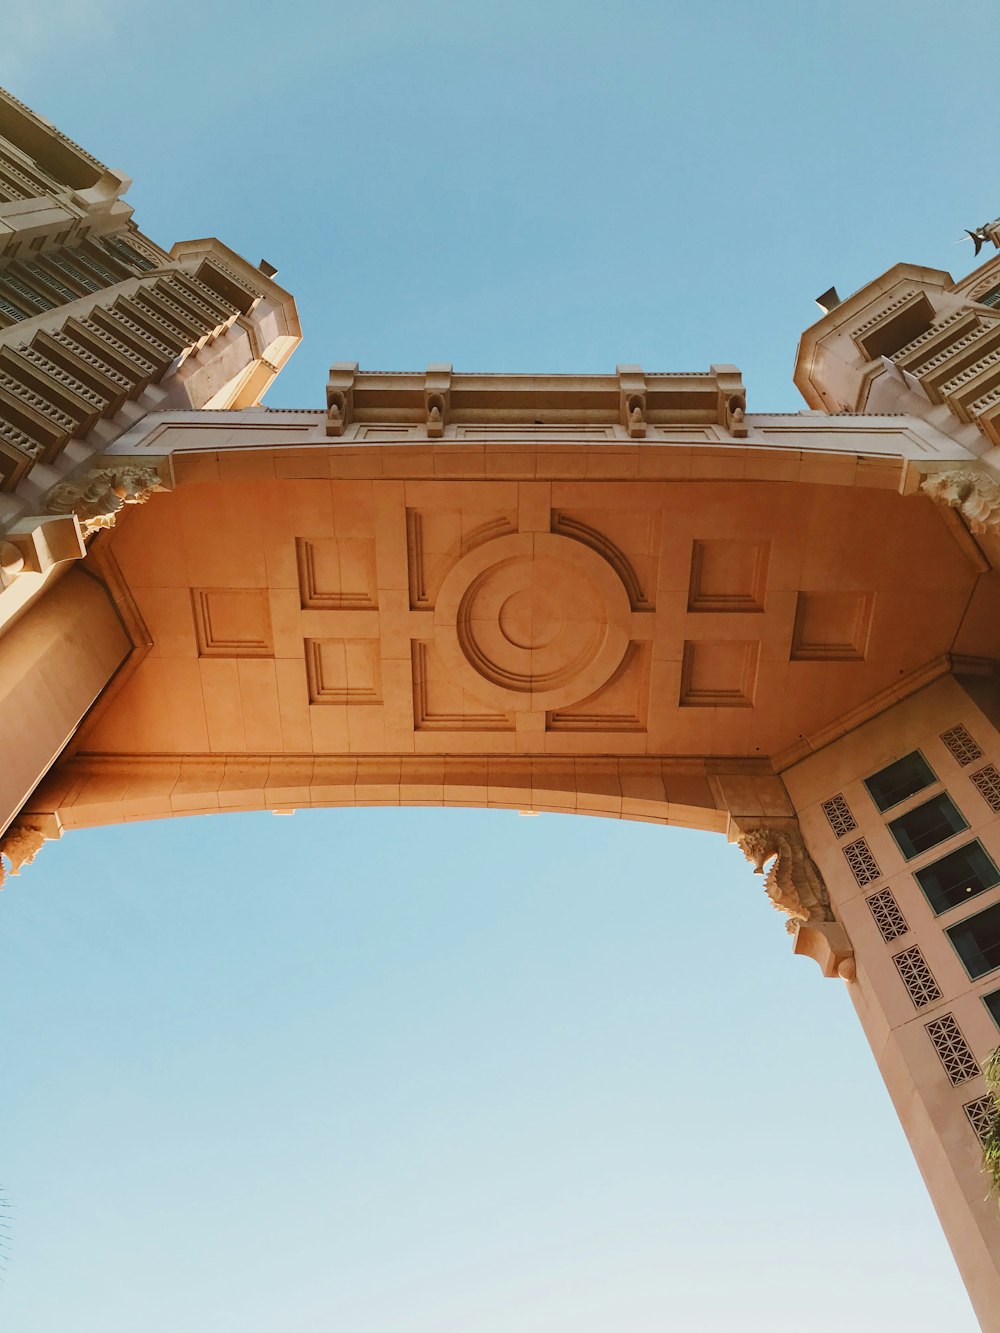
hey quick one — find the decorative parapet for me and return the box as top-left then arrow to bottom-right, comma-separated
736,822 -> 856,980
45,461 -> 167,536
921,467 -> 1000,538
324,363 -> 747,435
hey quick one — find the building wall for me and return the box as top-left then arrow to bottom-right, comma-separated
787,675 -> 1000,1330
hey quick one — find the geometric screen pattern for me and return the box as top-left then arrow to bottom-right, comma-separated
866,887 -> 909,943
893,945 -> 943,1008
964,1095 -> 998,1147
822,792 -> 858,838
925,1014 -> 980,1086
844,836 -> 881,887
970,764 -> 1000,814
940,724 -> 984,767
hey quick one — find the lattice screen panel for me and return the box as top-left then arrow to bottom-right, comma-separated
964,1095 -> 998,1146
925,1014 -> 980,1085
893,945 -> 943,1008
866,887 -> 909,943
970,764 -> 1000,814
844,837 -> 881,887
941,725 -> 984,767
822,793 -> 858,839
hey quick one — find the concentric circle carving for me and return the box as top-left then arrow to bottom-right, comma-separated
434,532 -> 631,712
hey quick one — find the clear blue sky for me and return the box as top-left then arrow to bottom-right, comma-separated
4,2 -> 998,1328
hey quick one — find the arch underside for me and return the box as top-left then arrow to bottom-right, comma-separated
25,753 -> 741,834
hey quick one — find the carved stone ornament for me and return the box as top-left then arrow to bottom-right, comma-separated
0,821 -> 47,889
737,824 -> 854,979
738,825 -> 835,927
46,464 -> 166,536
920,468 -> 1000,537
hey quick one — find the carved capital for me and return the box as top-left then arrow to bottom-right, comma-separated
46,463 -> 166,536
921,468 -> 1000,537
738,824 -> 836,927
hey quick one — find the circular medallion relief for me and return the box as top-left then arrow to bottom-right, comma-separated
433,532 -> 632,712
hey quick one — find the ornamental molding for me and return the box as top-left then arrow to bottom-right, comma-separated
920,467 -> 1000,537
45,462 -> 167,536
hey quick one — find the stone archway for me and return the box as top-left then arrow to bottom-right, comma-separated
2,414 -> 1000,1328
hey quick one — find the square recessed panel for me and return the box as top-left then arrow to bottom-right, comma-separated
411,641 -> 512,731
297,537 -> 378,610
305,638 -> 382,705
192,588 -> 273,657
679,640 -> 759,707
791,591 -> 874,661
688,540 -> 769,612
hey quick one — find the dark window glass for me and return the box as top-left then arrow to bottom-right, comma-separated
888,793 -> 967,859
915,841 -> 1000,914
948,902 -> 1000,980
979,284 -> 1000,309
864,751 -> 936,812
983,989 -> 1000,1030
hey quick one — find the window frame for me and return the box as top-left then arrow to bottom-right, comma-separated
946,900 -> 1000,981
863,749 -> 937,814
913,840 -> 1000,916
887,791 -> 969,861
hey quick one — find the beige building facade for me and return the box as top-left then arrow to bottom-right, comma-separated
2,88 -> 1000,1328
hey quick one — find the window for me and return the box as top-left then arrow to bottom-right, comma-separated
977,283 -> 1000,309
983,988 -> 1000,1031
864,751 -> 936,812
888,792 -> 967,860
947,902 -> 1000,980
915,842 -> 1000,914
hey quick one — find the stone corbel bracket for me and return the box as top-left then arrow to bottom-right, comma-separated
735,819 -> 856,980
326,361 -> 358,437
617,365 -> 647,438
712,364 -> 749,438
0,813 -> 62,890
919,466 -> 1000,539
45,459 -> 169,537
425,363 -> 452,438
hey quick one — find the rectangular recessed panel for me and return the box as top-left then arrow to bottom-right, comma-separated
790,591 -> 874,660
547,642 -> 650,732
305,638 -> 382,705
688,539 -> 769,612
679,640 -> 759,708
192,588 -> 273,657
552,510 -> 660,610
296,536 -> 378,610
411,641 -> 512,731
